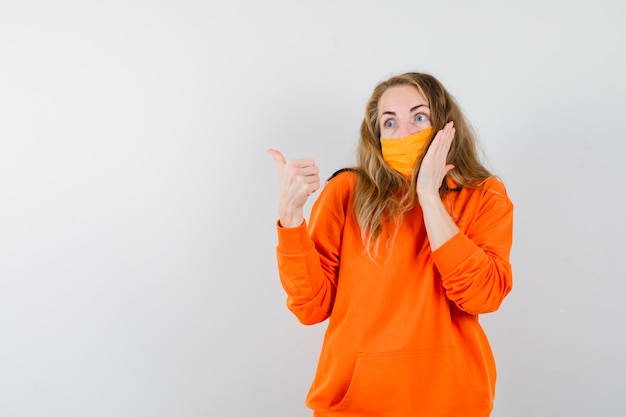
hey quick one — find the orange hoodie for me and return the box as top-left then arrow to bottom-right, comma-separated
276,171 -> 513,417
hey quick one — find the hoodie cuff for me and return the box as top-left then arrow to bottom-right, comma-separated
276,220 -> 313,254
431,232 -> 479,276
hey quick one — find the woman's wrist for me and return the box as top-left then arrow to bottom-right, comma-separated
278,209 -> 304,228
417,189 -> 441,206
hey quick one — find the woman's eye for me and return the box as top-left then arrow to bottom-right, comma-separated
384,120 -> 395,129
415,114 -> 429,122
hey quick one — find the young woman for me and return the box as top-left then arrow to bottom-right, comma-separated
268,72 -> 513,417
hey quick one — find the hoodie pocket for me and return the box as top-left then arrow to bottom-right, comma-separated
329,348 -> 491,416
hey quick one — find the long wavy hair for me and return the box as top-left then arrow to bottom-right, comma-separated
354,72 -> 492,256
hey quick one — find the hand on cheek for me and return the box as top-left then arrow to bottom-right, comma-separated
416,121 -> 455,200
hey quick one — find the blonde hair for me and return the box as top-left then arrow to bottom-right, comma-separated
353,72 -> 492,256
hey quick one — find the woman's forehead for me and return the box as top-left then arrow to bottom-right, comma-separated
379,85 -> 428,113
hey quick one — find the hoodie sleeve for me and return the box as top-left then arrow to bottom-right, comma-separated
274,173 -> 350,325
431,179 -> 514,315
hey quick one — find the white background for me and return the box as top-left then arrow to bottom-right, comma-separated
1,1 -> 625,416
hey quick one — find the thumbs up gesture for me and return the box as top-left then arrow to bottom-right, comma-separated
268,149 -> 321,228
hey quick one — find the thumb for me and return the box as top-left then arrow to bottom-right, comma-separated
267,148 -> 286,169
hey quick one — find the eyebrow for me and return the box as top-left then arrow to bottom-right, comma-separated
381,104 -> 429,117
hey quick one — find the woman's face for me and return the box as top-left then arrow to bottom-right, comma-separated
378,85 -> 432,139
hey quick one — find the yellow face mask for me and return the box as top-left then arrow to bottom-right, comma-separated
381,127 -> 433,177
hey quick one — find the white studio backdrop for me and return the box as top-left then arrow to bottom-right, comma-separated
0,1 -> 624,416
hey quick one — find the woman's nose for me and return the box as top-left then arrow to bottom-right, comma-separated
398,123 -> 416,138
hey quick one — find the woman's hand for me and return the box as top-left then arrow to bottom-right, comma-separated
268,149 -> 320,228
416,121 -> 459,251
417,121 -> 455,201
